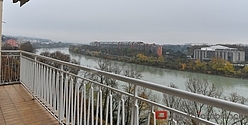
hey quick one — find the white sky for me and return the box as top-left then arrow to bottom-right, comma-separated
2,0 -> 248,44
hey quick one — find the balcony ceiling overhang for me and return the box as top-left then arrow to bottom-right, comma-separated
12,0 -> 29,7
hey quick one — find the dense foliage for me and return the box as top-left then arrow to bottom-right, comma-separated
69,45 -> 248,78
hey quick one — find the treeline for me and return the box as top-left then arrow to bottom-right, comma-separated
2,41 -> 35,52
69,45 -> 248,78
181,58 -> 248,78
32,42 -> 71,49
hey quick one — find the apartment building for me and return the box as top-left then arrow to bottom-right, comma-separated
90,41 -> 163,56
194,45 -> 245,63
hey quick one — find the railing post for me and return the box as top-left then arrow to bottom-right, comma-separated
131,85 -> 139,125
59,65 -> 64,123
0,0 -> 3,84
32,56 -> 37,100
20,51 -> 23,83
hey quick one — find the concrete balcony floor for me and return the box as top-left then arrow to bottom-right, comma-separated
0,84 -> 59,125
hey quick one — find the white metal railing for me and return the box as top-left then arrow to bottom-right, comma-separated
0,51 -> 20,85
1,50 -> 248,125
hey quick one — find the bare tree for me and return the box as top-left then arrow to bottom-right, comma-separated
163,83 -> 182,124
40,51 -> 80,74
122,67 -> 155,124
163,78 -> 248,125
163,78 -> 222,124
83,59 -> 121,123
213,92 -> 248,125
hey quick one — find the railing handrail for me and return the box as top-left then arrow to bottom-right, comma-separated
3,50 -> 248,116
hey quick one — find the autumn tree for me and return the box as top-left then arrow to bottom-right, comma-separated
209,58 -> 235,75
195,60 -> 207,72
136,54 -> 149,62
244,66 -> 248,73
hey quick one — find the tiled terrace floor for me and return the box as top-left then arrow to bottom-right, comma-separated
0,84 -> 59,125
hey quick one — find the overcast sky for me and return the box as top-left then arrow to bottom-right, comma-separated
3,0 -> 248,45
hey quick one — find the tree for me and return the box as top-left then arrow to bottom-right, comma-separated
163,78 -> 248,125
243,66 -> 248,73
163,84 -> 182,123
20,42 -> 34,53
122,67 -> 150,124
40,51 -> 80,74
136,54 -> 148,62
164,78 -> 222,124
82,59 -> 156,124
209,58 -> 235,75
83,59 -> 121,123
195,60 -> 207,72
214,93 -> 248,125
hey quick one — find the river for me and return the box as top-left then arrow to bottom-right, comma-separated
36,47 -> 248,98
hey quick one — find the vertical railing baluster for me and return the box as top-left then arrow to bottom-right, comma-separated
41,65 -> 44,100
50,69 -> 56,113
105,92 -> 109,125
37,63 -> 40,99
79,83 -> 84,125
95,88 -> 100,125
76,83 -> 80,124
87,84 -> 91,125
44,66 -> 47,103
56,71 -> 59,113
46,67 -> 49,104
15,57 -> 17,82
32,57 -> 36,99
91,85 -> 94,125
152,106 -> 156,125
36,60 -> 39,97
59,65 -> 64,123
83,83 -> 86,125
48,68 -> 52,108
20,56 -> 23,83
148,105 -> 155,125
109,91 -> 113,125
70,78 -> 75,125
122,95 -> 125,125
131,85 -> 139,125
117,94 -> 121,125
43,65 -> 46,101
9,56 -> 12,82
39,63 -> 42,99
99,88 -> 103,125
65,75 -> 69,125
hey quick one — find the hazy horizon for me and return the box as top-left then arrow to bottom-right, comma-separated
3,0 -> 248,45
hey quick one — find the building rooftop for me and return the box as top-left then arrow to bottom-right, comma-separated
201,45 -> 237,51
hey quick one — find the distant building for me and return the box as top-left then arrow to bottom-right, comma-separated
5,39 -> 18,47
90,41 -> 163,56
194,45 -> 245,63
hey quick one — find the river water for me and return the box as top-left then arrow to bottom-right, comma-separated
36,47 -> 248,98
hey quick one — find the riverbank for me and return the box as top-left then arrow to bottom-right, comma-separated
36,47 -> 248,99
68,46 -> 248,79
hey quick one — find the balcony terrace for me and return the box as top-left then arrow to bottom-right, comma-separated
0,84 -> 59,125
0,50 -> 248,125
